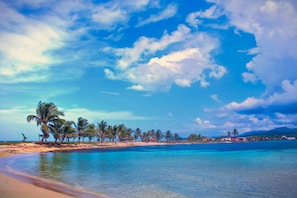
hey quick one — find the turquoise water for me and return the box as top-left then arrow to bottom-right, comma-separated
2,141 -> 297,197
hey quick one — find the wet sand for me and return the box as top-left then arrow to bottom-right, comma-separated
0,142 -> 166,197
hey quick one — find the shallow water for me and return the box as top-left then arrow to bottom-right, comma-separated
2,141 -> 297,198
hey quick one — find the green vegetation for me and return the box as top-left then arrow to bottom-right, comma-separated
27,101 -> 178,144
27,101 -> 64,143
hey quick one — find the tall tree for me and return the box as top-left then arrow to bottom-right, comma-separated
85,124 -> 97,142
174,133 -> 181,141
27,101 -> 64,143
105,125 -> 113,142
156,129 -> 163,142
74,117 -> 88,143
142,132 -> 149,142
117,124 -> 126,142
49,118 -> 65,143
134,128 -> 141,142
165,130 -> 172,142
97,120 -> 107,142
62,121 -> 76,143
112,125 -> 118,142
232,129 -> 239,137
188,134 -> 201,141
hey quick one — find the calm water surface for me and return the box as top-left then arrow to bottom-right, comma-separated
2,141 -> 297,198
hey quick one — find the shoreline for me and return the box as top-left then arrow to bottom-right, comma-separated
0,141 -> 167,197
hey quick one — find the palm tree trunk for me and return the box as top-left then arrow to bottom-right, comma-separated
40,135 -> 45,144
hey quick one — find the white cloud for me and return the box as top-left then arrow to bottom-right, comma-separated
186,5 -> 223,28
0,1 -> 70,83
211,94 -> 221,102
223,79 -> 297,114
194,117 -> 216,129
210,0 -> 297,94
137,4 -> 177,27
105,25 -> 226,92
0,106 -> 40,140
99,91 -> 120,96
213,79 -> 297,132
105,24 -> 191,70
92,4 -> 128,29
64,108 -> 149,123
127,85 -> 147,91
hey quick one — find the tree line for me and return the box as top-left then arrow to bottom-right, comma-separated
27,101 -> 181,144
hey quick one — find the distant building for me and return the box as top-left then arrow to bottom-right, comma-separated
221,137 -> 232,142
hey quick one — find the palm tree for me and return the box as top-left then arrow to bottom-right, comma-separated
142,132 -> 149,142
117,124 -> 126,142
27,101 -> 64,144
97,120 -> 107,142
112,125 -> 118,142
74,117 -> 88,143
232,129 -> 239,137
188,134 -> 198,141
84,124 -> 97,142
62,121 -> 76,143
165,130 -> 172,142
134,128 -> 141,142
156,129 -> 163,142
174,133 -> 181,141
104,125 -> 113,142
49,118 -> 65,143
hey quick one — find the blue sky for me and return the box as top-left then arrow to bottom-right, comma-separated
0,0 -> 297,141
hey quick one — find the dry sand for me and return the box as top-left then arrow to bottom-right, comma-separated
0,141 -> 166,197
0,173 -> 73,198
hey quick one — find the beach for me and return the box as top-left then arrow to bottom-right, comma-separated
0,142 -> 165,197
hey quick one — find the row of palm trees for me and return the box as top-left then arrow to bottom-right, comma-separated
27,101 -> 179,144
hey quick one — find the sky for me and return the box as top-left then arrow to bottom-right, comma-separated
0,0 -> 297,141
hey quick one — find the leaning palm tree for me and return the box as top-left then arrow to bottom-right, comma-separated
27,101 -> 64,144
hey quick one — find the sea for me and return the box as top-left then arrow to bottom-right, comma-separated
1,141 -> 297,198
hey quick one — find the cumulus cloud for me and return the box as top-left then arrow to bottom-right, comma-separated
199,0 -> 297,132
105,25 -> 226,92
223,79 -> 297,114
209,0 -> 297,94
105,24 -> 191,69
214,79 -> 297,133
